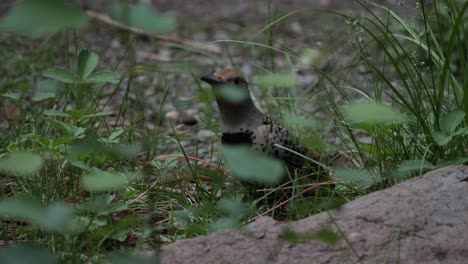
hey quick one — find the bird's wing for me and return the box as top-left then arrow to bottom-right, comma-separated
261,118 -> 308,169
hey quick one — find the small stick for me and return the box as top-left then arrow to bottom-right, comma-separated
85,10 -> 221,54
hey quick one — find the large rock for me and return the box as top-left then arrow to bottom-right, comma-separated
160,165 -> 468,264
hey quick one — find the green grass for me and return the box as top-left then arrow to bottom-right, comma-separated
0,0 -> 467,263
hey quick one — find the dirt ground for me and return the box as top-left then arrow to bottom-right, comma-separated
1,0 -> 420,159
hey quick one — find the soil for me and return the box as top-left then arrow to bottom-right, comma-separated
0,0 -> 420,162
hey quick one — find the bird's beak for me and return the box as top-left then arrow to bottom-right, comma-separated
200,74 -> 223,85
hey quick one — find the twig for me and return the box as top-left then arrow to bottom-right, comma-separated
85,10 -> 221,54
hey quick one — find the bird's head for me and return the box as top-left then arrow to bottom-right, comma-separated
201,69 -> 262,127
201,68 -> 248,88
200,69 -> 251,105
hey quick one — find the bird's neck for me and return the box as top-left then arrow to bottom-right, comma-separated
217,99 -> 264,132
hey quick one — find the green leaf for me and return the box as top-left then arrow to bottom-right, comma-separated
452,127 -> 468,137
80,111 -> 113,121
67,109 -> 88,121
253,73 -> 298,88
77,49 -> 99,80
33,80 -> 58,101
396,159 -> 435,176
51,136 -> 76,146
103,129 -> 125,144
0,152 -> 43,177
0,0 -> 87,37
343,101 -> 406,126
441,109 -> 465,134
222,146 -> 284,185
215,85 -> 249,103
1,92 -> 21,101
80,171 -> 139,192
433,131 -> 453,146
110,2 -> 176,34
436,157 -> 468,167
0,245 -> 58,264
85,71 -> 120,83
333,168 -> 379,188
43,109 -> 71,118
33,92 -> 56,102
43,68 -> 76,83
46,119 -> 86,137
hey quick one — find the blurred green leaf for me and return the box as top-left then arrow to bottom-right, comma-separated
333,168 -> 379,188
310,228 -> 340,246
81,171 -> 139,192
210,217 -> 239,232
77,49 -> 99,80
343,101 -> 406,126
282,112 -> 318,129
281,227 -> 339,246
0,198 -> 80,233
300,48 -> 323,66
0,245 -> 58,264
222,145 -> 284,185
218,198 -> 248,218
440,109 -> 465,134
43,68 -> 76,83
0,197 -> 45,222
253,73 -> 298,88
85,71 -> 120,83
216,85 -> 249,103
40,202 -> 76,232
0,152 -> 43,177
110,2 -> 176,34
396,159 -> 435,177
0,0 -> 86,37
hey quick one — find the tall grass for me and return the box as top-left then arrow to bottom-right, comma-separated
325,0 -> 467,183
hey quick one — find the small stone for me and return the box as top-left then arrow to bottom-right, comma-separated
165,111 -> 179,123
179,112 -> 198,126
198,129 -> 215,138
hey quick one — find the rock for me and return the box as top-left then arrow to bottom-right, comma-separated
160,165 -> 468,264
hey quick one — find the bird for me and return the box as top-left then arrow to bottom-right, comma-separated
200,69 -> 311,182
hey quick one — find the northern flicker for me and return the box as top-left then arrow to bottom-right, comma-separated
201,69 -> 310,177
